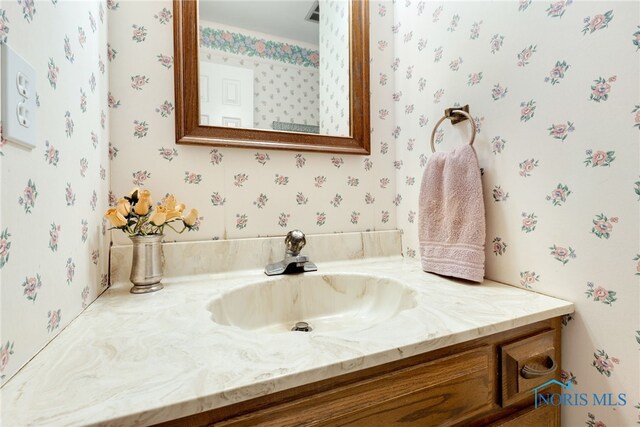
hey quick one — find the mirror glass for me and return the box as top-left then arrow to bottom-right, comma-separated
198,0 -> 350,136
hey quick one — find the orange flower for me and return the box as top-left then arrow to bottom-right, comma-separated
104,208 -> 127,228
161,195 -> 182,221
116,199 -> 131,217
150,210 -> 167,226
183,208 -> 199,227
163,195 -> 177,210
134,190 -> 151,215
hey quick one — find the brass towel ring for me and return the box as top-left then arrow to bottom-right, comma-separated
430,110 -> 477,153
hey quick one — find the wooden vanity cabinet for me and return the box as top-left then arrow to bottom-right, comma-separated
158,317 -> 562,427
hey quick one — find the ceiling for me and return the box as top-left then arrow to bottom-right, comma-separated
199,0 -> 320,46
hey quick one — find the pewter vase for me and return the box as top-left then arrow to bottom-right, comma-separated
129,234 -> 164,294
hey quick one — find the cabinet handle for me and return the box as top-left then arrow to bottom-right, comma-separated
520,356 -> 557,379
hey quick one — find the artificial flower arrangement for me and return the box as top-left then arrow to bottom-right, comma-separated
104,188 -> 199,236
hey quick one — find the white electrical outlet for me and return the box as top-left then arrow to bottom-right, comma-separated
1,44 -> 37,150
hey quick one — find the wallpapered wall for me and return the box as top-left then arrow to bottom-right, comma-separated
319,0 -> 349,136
0,0 -> 110,385
107,0 -> 398,246
392,1 -> 639,425
200,22 -> 320,130
0,3 -> 637,425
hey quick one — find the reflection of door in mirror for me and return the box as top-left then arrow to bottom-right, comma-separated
198,0 -> 350,136
199,62 -> 253,128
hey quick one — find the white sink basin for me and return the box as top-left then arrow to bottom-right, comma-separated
208,273 -> 417,333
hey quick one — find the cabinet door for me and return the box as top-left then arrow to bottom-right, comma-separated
489,404 -> 560,427
218,346 -> 495,427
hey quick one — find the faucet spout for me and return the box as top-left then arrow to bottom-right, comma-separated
264,230 -> 317,276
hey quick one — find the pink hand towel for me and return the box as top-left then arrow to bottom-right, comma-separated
418,144 -> 486,282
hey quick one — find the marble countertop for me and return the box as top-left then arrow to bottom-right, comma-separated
0,257 -> 573,426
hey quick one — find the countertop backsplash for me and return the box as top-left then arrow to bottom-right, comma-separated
110,230 -> 402,283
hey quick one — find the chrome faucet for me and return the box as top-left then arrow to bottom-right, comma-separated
264,230 -> 317,276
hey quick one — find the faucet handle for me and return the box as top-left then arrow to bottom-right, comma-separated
285,229 -> 306,256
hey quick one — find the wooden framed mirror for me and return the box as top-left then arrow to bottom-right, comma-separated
173,0 -> 370,155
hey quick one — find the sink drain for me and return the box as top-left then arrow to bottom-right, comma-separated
291,321 -> 313,332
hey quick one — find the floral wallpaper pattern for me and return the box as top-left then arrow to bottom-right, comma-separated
200,26 -> 320,68
392,1 -> 639,425
0,0 -> 110,385
0,3 -> 637,426
107,1 -> 397,246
